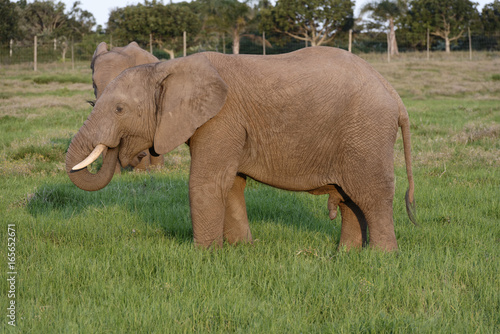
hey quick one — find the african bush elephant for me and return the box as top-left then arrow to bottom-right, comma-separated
90,41 -> 164,170
66,47 -> 417,251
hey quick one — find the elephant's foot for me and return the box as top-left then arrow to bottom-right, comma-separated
368,229 -> 398,252
224,227 -> 252,245
114,161 -> 121,174
130,151 -> 149,170
150,154 -> 165,168
370,239 -> 398,252
194,235 -> 224,249
367,215 -> 398,251
362,198 -> 398,252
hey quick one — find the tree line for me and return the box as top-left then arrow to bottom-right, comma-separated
1,0 -> 499,59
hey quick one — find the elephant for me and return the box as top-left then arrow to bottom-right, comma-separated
90,41 -> 164,170
66,46 -> 417,251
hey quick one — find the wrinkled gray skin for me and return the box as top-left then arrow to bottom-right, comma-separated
67,47 -> 417,251
91,41 -> 164,170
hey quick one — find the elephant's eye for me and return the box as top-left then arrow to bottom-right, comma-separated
115,105 -> 124,114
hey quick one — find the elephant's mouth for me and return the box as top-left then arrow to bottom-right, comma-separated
70,143 -> 150,172
66,142 -> 120,192
66,131 -> 152,191
112,135 -> 153,168
70,143 -> 108,171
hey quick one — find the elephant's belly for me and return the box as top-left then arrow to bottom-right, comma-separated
238,144 -> 338,192
236,108 -> 345,191
243,172 -> 334,192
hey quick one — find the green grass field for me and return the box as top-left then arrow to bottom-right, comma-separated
1,53 -> 499,333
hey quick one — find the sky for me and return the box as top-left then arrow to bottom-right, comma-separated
57,0 -> 493,29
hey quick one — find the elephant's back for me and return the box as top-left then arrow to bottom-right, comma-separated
204,48 -> 390,106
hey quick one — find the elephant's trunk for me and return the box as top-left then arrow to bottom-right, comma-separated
65,124 -> 118,192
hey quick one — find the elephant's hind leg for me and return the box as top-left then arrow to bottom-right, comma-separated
336,185 -> 368,250
223,174 -> 252,244
346,183 -> 397,251
326,185 -> 367,250
309,185 -> 367,250
338,202 -> 367,250
339,188 -> 397,251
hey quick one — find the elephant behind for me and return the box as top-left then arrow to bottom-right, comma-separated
90,41 -> 164,171
67,47 -> 417,251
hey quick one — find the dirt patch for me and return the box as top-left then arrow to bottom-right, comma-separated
0,95 -> 91,118
454,123 -> 500,144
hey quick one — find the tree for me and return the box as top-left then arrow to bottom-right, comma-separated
66,1 -> 95,37
408,0 -> 479,53
201,0 -> 253,54
360,0 -> 407,55
481,0 -> 500,34
16,1 -> 95,61
268,0 -> 354,46
20,0 -> 68,40
61,1 -> 95,60
18,1 -> 94,41
108,1 -> 201,58
0,0 -> 20,44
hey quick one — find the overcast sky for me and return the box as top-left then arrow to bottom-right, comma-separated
57,0 -> 492,28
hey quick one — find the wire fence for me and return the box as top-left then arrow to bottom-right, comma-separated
1,30 -> 499,70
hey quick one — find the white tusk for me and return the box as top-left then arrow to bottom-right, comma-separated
72,144 -> 107,170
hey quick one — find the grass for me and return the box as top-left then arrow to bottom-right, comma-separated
31,74 -> 91,85
1,55 -> 499,333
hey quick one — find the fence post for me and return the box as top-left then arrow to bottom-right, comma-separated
54,38 -> 57,50
263,31 -> 266,55
468,26 -> 472,60
427,28 -> 430,61
10,39 -> 13,57
387,32 -> 391,63
71,38 -> 75,70
222,33 -> 226,54
34,36 -> 37,72
348,29 -> 352,53
150,33 -> 153,54
183,31 -> 186,57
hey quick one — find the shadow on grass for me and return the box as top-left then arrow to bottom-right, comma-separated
27,174 -> 193,243
27,173 -> 337,245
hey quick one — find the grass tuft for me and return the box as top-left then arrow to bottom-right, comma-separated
457,123 -> 500,143
32,74 -> 91,85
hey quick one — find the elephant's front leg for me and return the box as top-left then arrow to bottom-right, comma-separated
190,172 -> 251,248
188,122 -> 247,249
223,174 -> 252,244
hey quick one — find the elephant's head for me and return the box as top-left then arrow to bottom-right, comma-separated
66,53 -> 228,191
91,41 -> 159,100
90,42 -> 160,170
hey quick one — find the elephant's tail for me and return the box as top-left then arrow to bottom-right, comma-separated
398,104 -> 418,226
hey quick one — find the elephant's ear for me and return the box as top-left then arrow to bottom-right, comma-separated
153,54 -> 228,154
94,42 -> 108,58
91,42 -> 108,72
